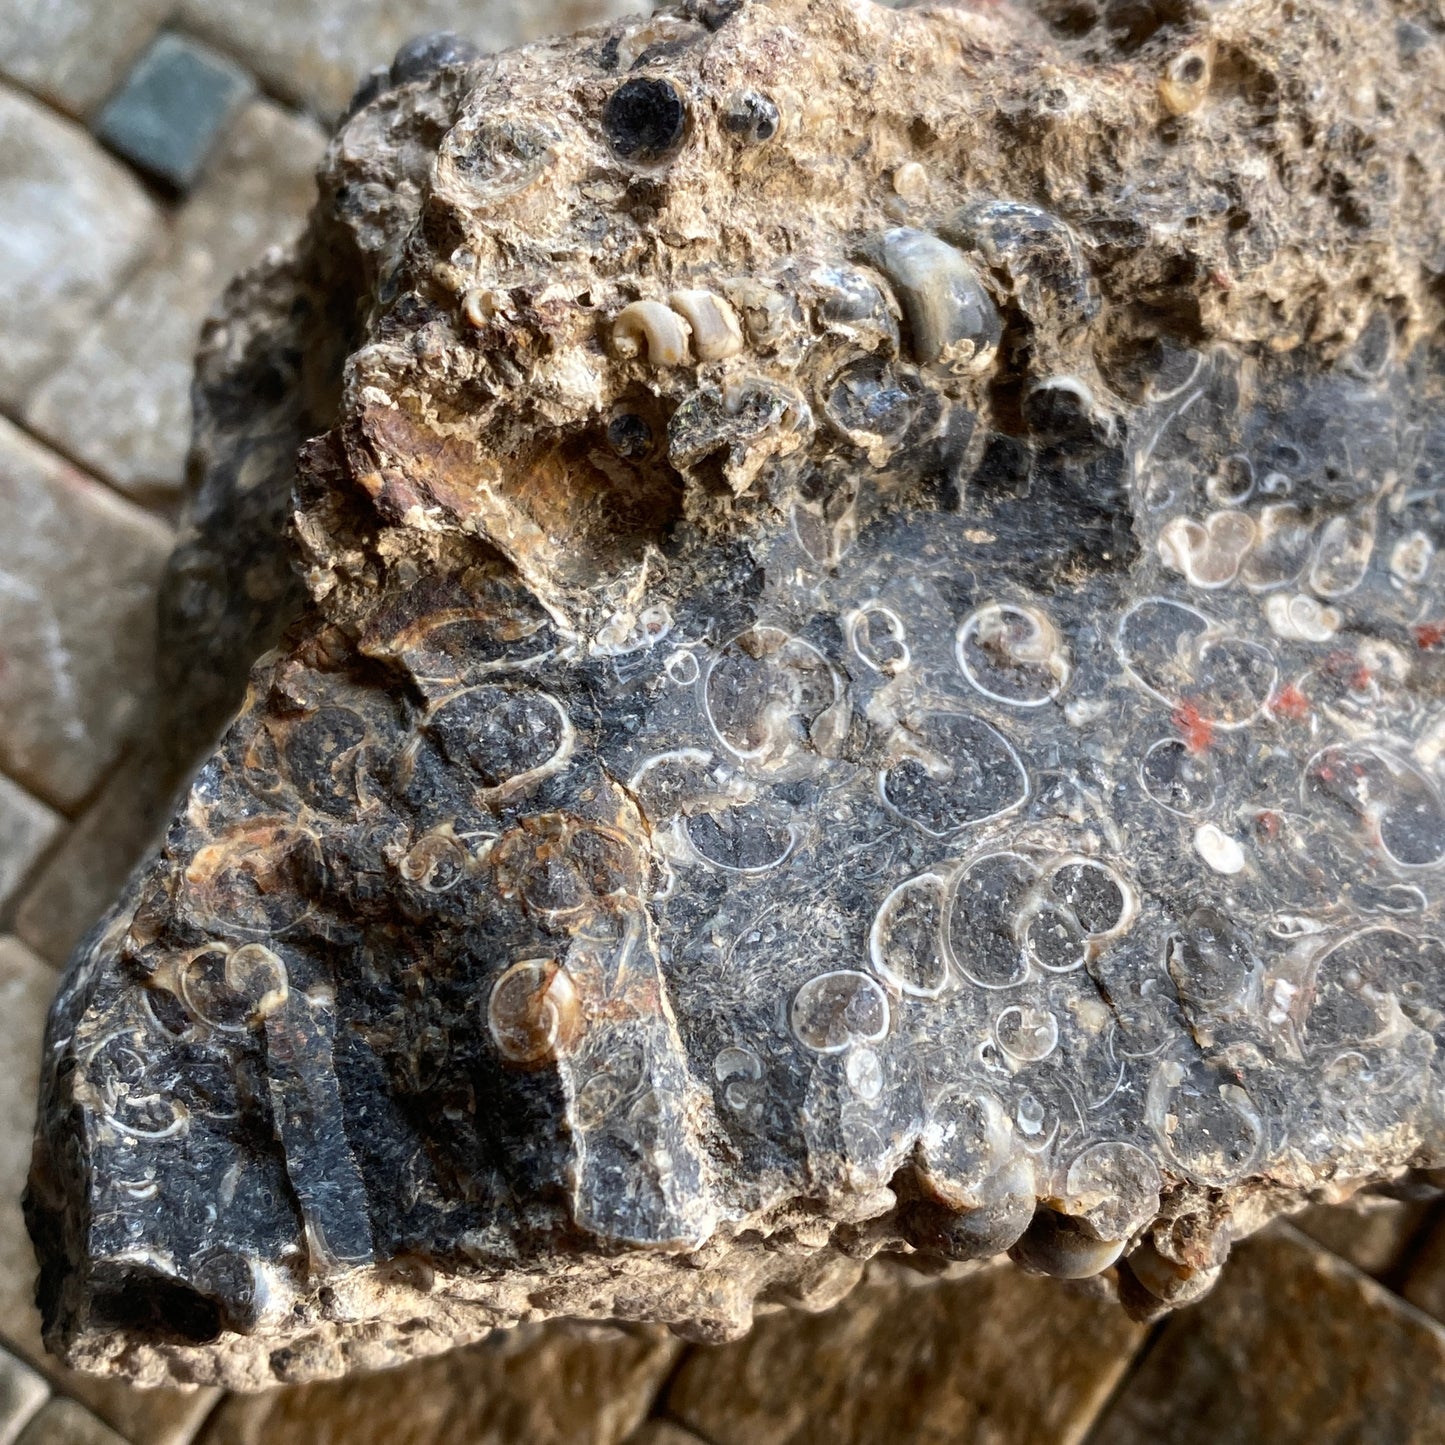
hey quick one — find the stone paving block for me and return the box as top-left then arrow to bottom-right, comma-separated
23,100 -> 326,502
94,31 -> 255,191
0,0 -> 171,119
13,753 -> 169,968
1090,1226 -> 1445,1445
26,1371 -> 214,1445
1403,1210 -> 1445,1323
0,86 -> 162,410
667,1264 -> 1146,1445
0,937 -> 218,1445
0,778 -> 61,923
0,420 -> 171,812
622,1425 -> 711,1445
0,938 -> 66,1355
177,0 -> 643,120
0,1347 -> 48,1445
199,1323 -> 681,1445
15,1399 -> 127,1445
1290,1197 -> 1436,1279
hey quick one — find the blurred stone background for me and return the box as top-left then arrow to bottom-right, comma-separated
2,1 -> 1445,1441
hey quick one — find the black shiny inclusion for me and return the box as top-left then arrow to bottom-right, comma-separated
604,77 -> 689,163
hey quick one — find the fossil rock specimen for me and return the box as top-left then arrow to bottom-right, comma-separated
27,0 -> 1445,1389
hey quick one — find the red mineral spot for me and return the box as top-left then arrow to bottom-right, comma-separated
1270,684 -> 1310,721
1173,699 -> 1215,755
1413,621 -> 1445,650
1322,650 -> 1373,691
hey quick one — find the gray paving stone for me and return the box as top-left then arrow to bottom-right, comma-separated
199,1325 -> 681,1445
15,1400 -> 127,1445
14,754 -> 168,968
0,937 -> 63,1362
0,85 -> 162,411
24,100 -> 326,501
0,1346 -> 47,1445
622,1426 -> 711,1445
29,1373 -> 214,1445
0,779 -> 61,923
1290,1197 -> 1436,1279
668,1263 -> 1144,1445
93,31 -> 255,191
1090,1226 -> 1445,1445
1403,1210 -> 1445,1323
0,0 -> 171,119
177,0 -> 642,119
13,1343 -> 216,1445
0,420 -> 171,812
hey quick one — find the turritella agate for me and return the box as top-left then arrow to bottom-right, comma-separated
27,0 -> 1445,1388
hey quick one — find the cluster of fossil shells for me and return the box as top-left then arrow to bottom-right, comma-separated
24,0 -> 1445,1390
